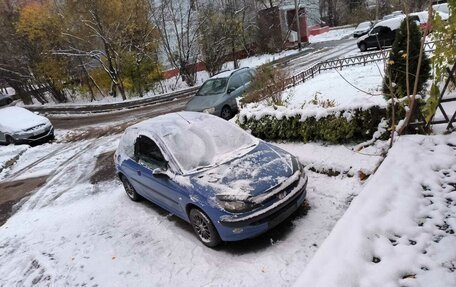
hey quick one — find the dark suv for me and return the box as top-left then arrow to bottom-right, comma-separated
357,16 -> 405,52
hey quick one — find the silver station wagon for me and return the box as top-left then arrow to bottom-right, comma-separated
184,67 -> 255,120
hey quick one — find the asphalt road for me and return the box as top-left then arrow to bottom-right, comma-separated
48,96 -> 191,130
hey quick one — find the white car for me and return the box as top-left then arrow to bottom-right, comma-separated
353,21 -> 374,38
0,107 -> 54,145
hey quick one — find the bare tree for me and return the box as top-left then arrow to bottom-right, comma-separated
151,0 -> 201,86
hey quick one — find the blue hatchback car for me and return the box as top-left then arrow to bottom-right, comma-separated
115,112 -> 308,247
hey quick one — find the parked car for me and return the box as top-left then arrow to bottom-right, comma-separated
410,10 -> 449,31
433,3 -> 449,14
115,112 -> 308,247
184,67 -> 255,120
0,107 -> 54,145
353,21 -> 374,38
0,93 -> 14,107
357,16 -> 405,52
382,10 -> 404,20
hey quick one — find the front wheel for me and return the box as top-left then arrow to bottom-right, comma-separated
221,106 -> 232,120
189,208 -> 221,247
121,175 -> 141,202
359,42 -> 367,52
5,135 -> 15,145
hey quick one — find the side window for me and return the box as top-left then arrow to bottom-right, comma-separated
228,74 -> 243,91
370,26 -> 381,35
134,135 -> 167,170
240,70 -> 253,84
379,27 -> 391,35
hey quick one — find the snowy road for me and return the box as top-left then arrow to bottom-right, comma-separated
278,38 -> 360,74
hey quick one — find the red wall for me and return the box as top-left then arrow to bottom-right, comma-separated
308,25 -> 330,36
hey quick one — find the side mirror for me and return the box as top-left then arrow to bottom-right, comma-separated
153,167 -> 169,177
227,87 -> 235,94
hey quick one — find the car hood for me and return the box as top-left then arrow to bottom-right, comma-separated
190,142 -> 295,199
185,94 -> 225,111
354,27 -> 369,33
0,107 -> 51,134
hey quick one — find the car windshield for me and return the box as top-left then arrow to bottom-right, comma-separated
357,22 -> 371,29
161,115 -> 258,174
197,78 -> 228,96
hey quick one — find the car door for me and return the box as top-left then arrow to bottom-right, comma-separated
131,135 -> 184,216
386,29 -> 397,46
365,26 -> 382,48
378,27 -> 393,47
226,73 -> 245,108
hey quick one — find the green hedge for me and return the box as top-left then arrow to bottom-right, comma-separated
237,106 -> 387,144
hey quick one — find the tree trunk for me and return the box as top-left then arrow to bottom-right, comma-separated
10,82 -> 32,105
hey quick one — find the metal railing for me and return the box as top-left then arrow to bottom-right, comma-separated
26,86 -> 200,114
285,42 -> 436,90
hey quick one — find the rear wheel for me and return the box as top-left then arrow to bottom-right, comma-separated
359,42 -> 367,52
5,135 -> 15,145
221,106 -> 232,120
189,208 -> 221,247
120,175 -> 140,202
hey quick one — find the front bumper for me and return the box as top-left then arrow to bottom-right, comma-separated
14,126 -> 54,144
216,176 -> 308,241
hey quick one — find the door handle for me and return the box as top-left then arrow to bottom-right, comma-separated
137,170 -> 142,176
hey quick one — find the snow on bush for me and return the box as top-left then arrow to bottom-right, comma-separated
294,133 -> 456,287
237,103 -> 386,144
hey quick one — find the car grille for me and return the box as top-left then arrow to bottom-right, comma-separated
257,177 -> 301,206
29,128 -> 50,139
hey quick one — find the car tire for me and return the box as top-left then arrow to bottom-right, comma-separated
5,135 -> 15,145
359,42 -> 367,52
6,98 -> 13,105
221,106 -> 232,120
189,208 -> 221,248
120,175 -> 141,202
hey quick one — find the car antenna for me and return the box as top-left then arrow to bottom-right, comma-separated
176,112 -> 190,124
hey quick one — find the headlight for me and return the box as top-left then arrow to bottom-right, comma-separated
216,195 -> 253,213
203,107 -> 216,114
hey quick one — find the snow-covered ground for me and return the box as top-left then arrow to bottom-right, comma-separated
309,27 -> 355,43
0,145 -> 29,173
277,141 -> 386,178
284,62 -> 387,109
295,133 -> 456,287
0,135 -> 382,286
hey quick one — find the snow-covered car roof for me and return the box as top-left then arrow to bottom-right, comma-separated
0,107 -> 51,133
373,15 -> 406,31
356,21 -> 372,28
433,3 -> 449,14
210,67 -> 252,79
411,10 -> 449,22
128,112 -> 258,174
